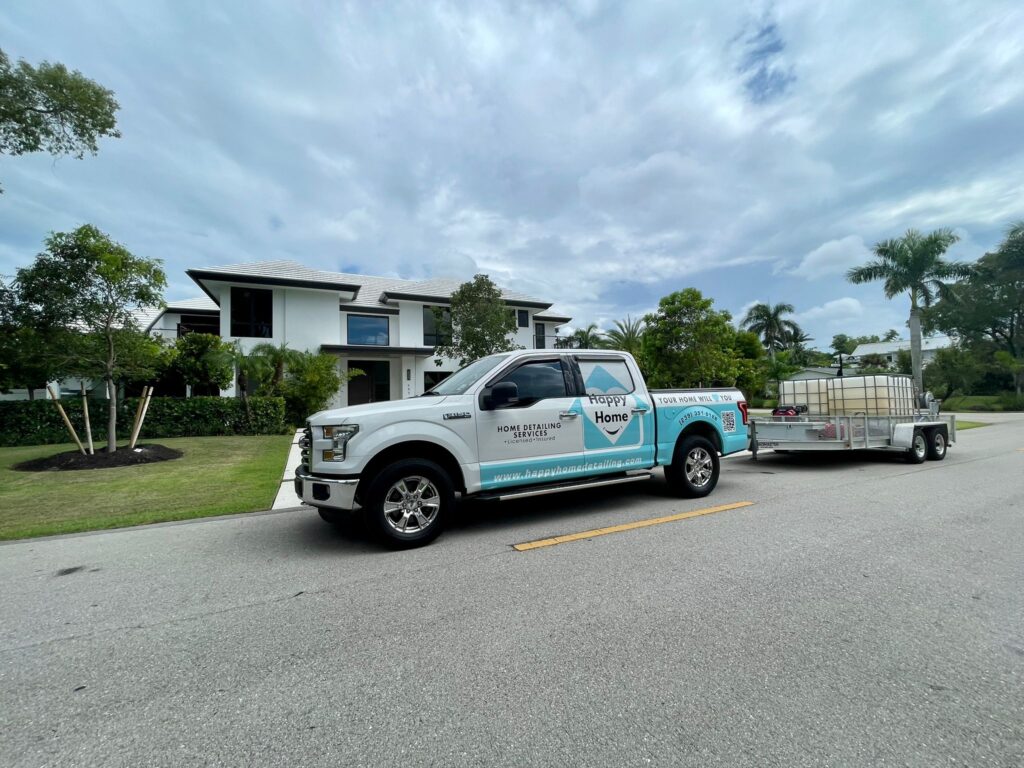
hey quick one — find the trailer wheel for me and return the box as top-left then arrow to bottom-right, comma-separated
926,428 -> 947,461
906,430 -> 927,464
364,459 -> 452,548
666,435 -> 720,498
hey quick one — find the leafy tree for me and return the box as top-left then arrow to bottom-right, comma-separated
895,349 -> 913,376
857,353 -> 892,373
928,221 -> 1024,395
603,316 -> 644,356
280,351 -> 362,425
432,274 -> 519,366
847,228 -> 972,392
830,334 -> 855,356
172,333 -> 234,396
733,330 -> 767,400
640,289 -> 740,388
883,328 -> 901,342
569,322 -> 604,350
0,49 -> 120,192
15,225 -> 165,451
740,302 -> 802,359
923,346 -> 982,400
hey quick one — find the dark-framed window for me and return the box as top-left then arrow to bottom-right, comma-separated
347,314 -> 390,346
230,287 -> 273,338
425,370 -> 451,391
492,359 -> 570,407
177,313 -> 220,337
423,305 -> 451,346
517,309 -> 529,328
535,322 -> 546,349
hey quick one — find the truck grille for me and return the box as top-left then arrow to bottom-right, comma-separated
299,426 -> 311,468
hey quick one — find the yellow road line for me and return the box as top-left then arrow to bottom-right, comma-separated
513,500 -> 755,551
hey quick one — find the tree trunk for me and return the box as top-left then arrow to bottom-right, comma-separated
908,307 -> 924,393
27,388 -> 35,401
106,378 -> 117,453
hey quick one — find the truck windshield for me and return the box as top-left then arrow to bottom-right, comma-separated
426,354 -> 510,396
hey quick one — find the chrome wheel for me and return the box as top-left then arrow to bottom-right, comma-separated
913,433 -> 927,460
685,447 -> 714,488
933,432 -> 945,455
382,476 -> 440,534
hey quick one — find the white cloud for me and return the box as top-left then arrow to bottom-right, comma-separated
796,297 -> 864,324
798,235 -> 871,279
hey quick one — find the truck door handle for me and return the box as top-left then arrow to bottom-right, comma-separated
559,410 -> 579,419
631,407 -> 649,414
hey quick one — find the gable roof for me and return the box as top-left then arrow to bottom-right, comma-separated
852,336 -> 952,357
185,260 -> 553,311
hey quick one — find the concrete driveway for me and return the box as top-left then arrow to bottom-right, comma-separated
2,414 -> 1022,767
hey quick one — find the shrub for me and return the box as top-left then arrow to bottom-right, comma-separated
996,392 -> 1024,411
0,396 -> 287,447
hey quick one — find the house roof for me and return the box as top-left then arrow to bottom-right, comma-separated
184,260 -> 553,311
164,297 -> 219,313
851,336 -> 952,357
533,313 -> 572,324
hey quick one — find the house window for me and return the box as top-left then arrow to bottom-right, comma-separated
517,309 -> 529,328
535,322 -> 546,349
177,313 -> 220,337
230,287 -> 273,338
347,315 -> 390,346
423,305 -> 451,346
425,370 -> 451,391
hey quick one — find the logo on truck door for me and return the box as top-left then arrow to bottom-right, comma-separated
576,360 -> 644,449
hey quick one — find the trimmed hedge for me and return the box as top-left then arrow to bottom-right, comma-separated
0,396 -> 287,447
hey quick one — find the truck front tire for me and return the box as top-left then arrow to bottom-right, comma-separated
665,435 -> 720,498
365,459 -> 453,548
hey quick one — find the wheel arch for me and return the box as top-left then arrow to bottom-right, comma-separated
676,420 -> 724,457
359,441 -> 466,497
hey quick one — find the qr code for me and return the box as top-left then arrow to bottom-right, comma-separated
721,410 -> 736,433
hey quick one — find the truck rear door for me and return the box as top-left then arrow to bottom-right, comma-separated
574,356 -> 656,472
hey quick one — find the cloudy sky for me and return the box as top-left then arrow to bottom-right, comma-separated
2,0 -> 1022,346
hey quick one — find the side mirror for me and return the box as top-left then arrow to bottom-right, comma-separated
483,381 -> 519,410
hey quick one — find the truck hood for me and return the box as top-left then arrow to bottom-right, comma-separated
307,396 -> 452,425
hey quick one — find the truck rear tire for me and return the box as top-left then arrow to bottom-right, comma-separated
926,428 -> 947,461
665,435 -> 720,498
364,459 -> 453,548
906,430 -> 928,464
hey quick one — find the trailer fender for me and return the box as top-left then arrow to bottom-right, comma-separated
891,423 -> 916,449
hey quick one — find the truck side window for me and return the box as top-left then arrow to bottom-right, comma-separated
495,361 -> 568,406
577,359 -> 635,395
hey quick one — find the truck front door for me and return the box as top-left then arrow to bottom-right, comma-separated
476,358 -> 585,490
575,356 -> 655,471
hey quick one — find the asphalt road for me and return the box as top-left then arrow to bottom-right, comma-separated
2,414 -> 1022,767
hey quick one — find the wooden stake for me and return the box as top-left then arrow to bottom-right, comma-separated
130,386 -> 154,449
48,386 -> 86,455
128,386 -> 147,447
81,381 -> 94,455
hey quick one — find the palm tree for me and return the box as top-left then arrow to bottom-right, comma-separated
570,322 -> 605,349
249,342 -> 300,389
740,302 -> 802,360
603,316 -> 644,356
230,343 -> 271,417
847,228 -> 972,392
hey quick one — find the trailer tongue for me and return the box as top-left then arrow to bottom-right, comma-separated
749,374 -> 956,463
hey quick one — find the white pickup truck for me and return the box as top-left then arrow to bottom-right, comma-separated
295,349 -> 750,547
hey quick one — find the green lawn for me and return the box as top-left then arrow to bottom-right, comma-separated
942,395 -> 1003,411
956,420 -> 989,430
0,435 -> 292,541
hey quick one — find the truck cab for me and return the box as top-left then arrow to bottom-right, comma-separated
296,350 -> 748,547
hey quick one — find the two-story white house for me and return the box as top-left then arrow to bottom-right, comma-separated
146,261 -> 571,407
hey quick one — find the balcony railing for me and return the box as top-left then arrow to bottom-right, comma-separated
533,334 -> 593,350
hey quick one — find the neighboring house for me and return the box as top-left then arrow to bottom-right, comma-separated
788,367 -> 840,381
143,261 -> 571,407
849,336 -> 952,368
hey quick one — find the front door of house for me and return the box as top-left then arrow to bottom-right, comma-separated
348,360 -> 390,405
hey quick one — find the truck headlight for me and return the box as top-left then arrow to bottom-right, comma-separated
321,424 -> 359,461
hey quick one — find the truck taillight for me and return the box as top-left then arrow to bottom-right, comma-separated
738,401 -> 749,425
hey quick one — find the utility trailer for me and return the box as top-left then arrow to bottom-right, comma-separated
749,374 -> 956,463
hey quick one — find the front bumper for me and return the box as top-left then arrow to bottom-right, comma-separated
294,468 -> 359,510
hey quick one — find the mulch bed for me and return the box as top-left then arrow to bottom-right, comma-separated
13,444 -> 183,472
